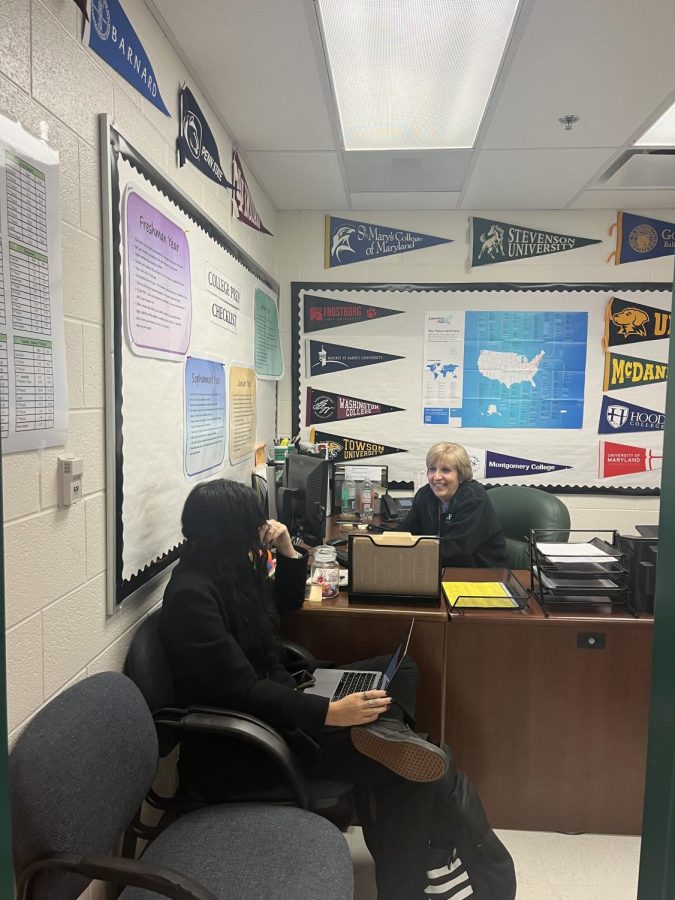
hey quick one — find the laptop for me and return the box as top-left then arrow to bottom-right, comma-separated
303,619 -> 415,701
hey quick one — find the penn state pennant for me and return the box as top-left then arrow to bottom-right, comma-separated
603,296 -> 671,349
85,0 -> 170,116
306,340 -> 404,377
470,217 -> 600,267
178,85 -> 233,189
232,150 -> 273,235
599,440 -> 662,478
484,450 -> 570,479
303,294 -> 403,333
603,351 -> 668,391
306,387 -> 404,426
608,211 -> 675,264
598,395 -> 664,434
309,428 -> 408,463
325,216 -> 451,268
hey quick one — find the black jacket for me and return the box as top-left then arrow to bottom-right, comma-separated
401,481 -> 507,568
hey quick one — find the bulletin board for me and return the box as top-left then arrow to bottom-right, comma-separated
103,121 -> 279,608
292,281 -> 671,494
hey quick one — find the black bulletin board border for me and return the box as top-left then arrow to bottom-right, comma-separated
106,123 -> 278,608
291,280 -> 672,498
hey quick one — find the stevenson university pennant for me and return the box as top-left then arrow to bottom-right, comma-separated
470,217 -> 600,267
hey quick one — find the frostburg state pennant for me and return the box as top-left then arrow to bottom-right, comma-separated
305,340 -> 404,377
603,296 -> 671,348
608,211 -> 675,264
325,215 -> 451,268
303,294 -> 403,333
306,387 -> 404,426
603,351 -> 668,391
598,395 -> 664,434
309,429 -> 407,463
470,217 -> 600,267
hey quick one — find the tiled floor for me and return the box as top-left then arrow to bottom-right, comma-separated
346,826 -> 641,899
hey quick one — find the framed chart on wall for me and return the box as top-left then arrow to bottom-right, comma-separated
102,119 -> 279,609
292,281 -> 671,494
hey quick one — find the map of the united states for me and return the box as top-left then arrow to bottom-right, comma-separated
477,349 -> 545,388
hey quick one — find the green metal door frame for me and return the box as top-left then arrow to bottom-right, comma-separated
0,452 -> 14,893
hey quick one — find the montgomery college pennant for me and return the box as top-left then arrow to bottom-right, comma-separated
484,450 -> 571,479
303,294 -> 403,333
85,0 -> 170,116
306,387 -> 404,426
470,217 -> 600,267
178,85 -> 233,189
305,340 -> 404,377
309,428 -> 408,463
603,351 -> 668,391
603,296 -> 671,348
232,150 -> 272,235
608,212 -> 675,264
325,216 -> 451,268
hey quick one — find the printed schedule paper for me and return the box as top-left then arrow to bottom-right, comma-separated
0,114 -> 67,452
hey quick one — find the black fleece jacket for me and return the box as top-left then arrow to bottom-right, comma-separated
401,480 -> 507,568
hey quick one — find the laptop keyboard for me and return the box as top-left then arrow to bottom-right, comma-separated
331,670 -> 379,701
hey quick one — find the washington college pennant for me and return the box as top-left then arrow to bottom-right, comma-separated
603,296 -> 671,348
232,150 -> 272,235
599,440 -> 662,478
470,217 -> 600,267
85,0 -> 170,116
598,395 -> 664,434
325,216 -> 451,268
306,387 -> 404,426
303,294 -> 403,333
305,340 -> 403,377
178,85 -> 233,189
608,211 -> 675,264
309,429 -> 407,463
603,351 -> 668,391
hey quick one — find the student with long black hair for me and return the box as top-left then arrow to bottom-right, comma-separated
160,478 -> 515,900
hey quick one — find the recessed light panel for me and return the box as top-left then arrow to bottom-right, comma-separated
317,0 -> 520,150
636,101 -> 675,146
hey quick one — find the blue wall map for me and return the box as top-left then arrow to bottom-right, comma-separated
461,311 -> 588,429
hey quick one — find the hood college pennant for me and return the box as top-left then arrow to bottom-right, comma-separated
325,215 -> 451,268
178,85 -> 233,189
310,428 -> 408,463
608,211 -> 675,264
305,340 -> 404,376
303,294 -> 403,333
85,0 -> 170,116
232,150 -> 273,235
598,395 -> 664,434
470,217 -> 600,267
306,387 -> 404,426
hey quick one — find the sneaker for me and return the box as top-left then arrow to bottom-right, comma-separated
350,718 -> 448,782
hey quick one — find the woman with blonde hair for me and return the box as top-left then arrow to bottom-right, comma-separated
400,442 -> 507,568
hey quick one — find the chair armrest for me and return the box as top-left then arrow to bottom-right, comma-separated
16,853 -> 216,900
153,706 -> 310,809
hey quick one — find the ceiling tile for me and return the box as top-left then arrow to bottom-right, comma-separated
570,190 -> 675,210
245,152 -> 347,209
343,150 -> 472,193
350,192 -> 460,210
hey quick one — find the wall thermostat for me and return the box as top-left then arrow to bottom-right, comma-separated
58,456 -> 83,507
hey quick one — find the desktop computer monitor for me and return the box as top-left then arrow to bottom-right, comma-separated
278,454 -> 330,546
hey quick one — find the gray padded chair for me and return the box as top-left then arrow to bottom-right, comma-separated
10,671 -> 353,900
487,484 -> 571,569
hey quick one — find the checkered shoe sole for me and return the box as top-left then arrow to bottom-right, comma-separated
350,726 -> 447,782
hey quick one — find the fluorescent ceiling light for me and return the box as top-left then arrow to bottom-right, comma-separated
316,0 -> 520,150
635,101 -> 675,146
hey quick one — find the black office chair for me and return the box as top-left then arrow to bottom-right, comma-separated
251,472 -> 269,517
124,610 -> 355,824
10,672 -> 354,900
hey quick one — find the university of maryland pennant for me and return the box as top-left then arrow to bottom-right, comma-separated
603,351 -> 668,391
306,387 -> 404,426
303,294 -> 403,333
470,217 -> 600,267
599,440 -> 662,478
603,296 -> 671,348
309,428 -> 407,463
608,211 -> 675,264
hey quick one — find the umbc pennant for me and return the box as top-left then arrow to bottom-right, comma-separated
306,387 -> 404,426
603,351 -> 668,391
306,340 -> 404,377
484,450 -> 571,479
608,211 -> 675,264
470,217 -> 600,267
598,395 -> 664,435
603,296 -> 671,348
310,429 -> 407,463
303,294 -> 404,333
325,215 -> 451,268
